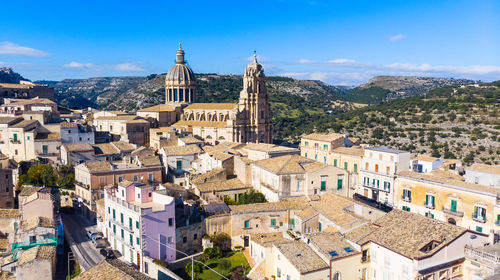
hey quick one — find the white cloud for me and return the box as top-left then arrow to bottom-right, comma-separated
327,58 -> 356,64
389,34 -> 406,42
64,61 -> 95,68
384,62 -> 500,75
115,62 -> 145,72
0,42 -> 49,57
298,59 -> 315,64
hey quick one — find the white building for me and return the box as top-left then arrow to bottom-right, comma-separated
60,122 -> 95,144
160,145 -> 202,186
465,163 -> 500,187
358,146 -> 410,207
411,155 -> 444,173
104,181 -> 176,272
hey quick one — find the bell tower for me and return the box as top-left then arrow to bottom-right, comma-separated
237,52 -> 272,143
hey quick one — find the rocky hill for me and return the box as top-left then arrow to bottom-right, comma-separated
344,76 -> 475,104
0,67 -> 27,83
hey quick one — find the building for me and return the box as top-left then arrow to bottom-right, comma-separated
193,177 -> 251,204
159,145 -> 202,186
251,155 -> 349,202
94,115 -> 150,146
0,153 -> 17,208
464,242 -> 500,279
411,155 -> 445,173
60,143 -> 96,165
60,122 -> 95,144
0,98 -> 58,120
159,46 -> 272,144
136,104 -> 180,127
273,240 -> 329,280
1,119 -> 38,161
300,132 -> 350,164
74,258 -> 156,280
465,163 -> 500,187
0,81 -> 54,102
16,245 -> 56,280
104,181 -> 176,271
395,170 -> 500,239
346,210 -> 489,280
358,146 -> 411,208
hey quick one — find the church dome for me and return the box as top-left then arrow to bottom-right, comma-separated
165,44 -> 196,86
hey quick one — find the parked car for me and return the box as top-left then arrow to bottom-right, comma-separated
86,229 -> 98,239
100,248 -> 116,259
92,236 -> 106,248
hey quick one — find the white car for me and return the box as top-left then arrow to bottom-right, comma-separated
86,230 -> 98,239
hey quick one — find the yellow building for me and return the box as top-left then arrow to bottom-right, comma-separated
300,132 -> 346,164
395,170 -> 500,240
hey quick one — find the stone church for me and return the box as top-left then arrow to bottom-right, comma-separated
156,45 -> 273,144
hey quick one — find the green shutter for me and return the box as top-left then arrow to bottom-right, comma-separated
137,237 -> 140,245
120,213 -> 123,224
408,190 -> 412,200
344,162 -> 348,170
476,226 -> 482,233
290,219 -> 295,228
425,195 -> 429,205
318,222 -> 322,232
432,196 -> 435,207
482,208 -> 486,219
337,179 -> 342,190
376,180 -> 379,188
321,181 -> 326,191
244,220 -> 249,228
271,219 -> 276,226
354,164 -> 358,173
121,229 -> 124,238
129,218 -> 132,229
497,214 -> 500,222
113,209 -> 115,219
136,221 -> 139,229
334,159 -> 337,167
451,200 -> 457,212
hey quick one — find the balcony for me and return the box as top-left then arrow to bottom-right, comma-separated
465,245 -> 500,264
424,203 -> 435,210
472,214 -> 486,223
108,217 -> 134,233
106,193 -> 141,213
401,196 -> 411,203
442,206 -> 464,217
10,139 -> 21,144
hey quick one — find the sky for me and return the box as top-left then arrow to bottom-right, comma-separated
1,0 -> 499,85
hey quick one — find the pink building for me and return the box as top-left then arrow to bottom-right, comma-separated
104,181 -> 176,271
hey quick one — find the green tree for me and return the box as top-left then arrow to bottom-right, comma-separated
185,262 -> 203,279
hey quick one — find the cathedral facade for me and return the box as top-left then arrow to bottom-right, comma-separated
166,45 -> 273,144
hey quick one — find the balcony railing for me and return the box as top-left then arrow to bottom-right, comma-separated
472,214 -> 486,223
108,217 -> 134,233
465,245 -> 500,264
401,196 -> 411,203
442,206 -> 464,217
10,139 -> 21,144
106,193 -> 141,213
424,203 -> 435,210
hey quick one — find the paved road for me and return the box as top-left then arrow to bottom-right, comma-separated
61,213 -> 104,271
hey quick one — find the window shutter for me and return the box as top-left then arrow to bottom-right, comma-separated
425,195 -> 429,205
431,196 -> 435,206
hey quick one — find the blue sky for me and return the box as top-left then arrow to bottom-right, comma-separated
1,0 -> 499,85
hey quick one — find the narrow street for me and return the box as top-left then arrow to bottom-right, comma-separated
61,213 -> 104,271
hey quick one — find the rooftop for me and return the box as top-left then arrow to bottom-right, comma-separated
415,155 -> 439,162
243,143 -> 298,153
137,155 -> 162,167
348,210 -> 466,259
397,170 -> 499,195
111,141 -> 136,152
467,163 -> 500,175
196,178 -> 250,193
209,151 -> 233,161
63,143 -> 94,152
17,245 -> 56,266
60,122 -> 78,129
162,145 -> 202,156
250,232 -> 291,247
83,161 -> 112,172
173,120 -> 227,128
331,146 -> 364,157
93,143 -> 120,156
178,137 -> 203,144
191,168 -> 225,184
0,209 -> 19,219
10,119 -> 38,129
184,103 -> 237,110
275,241 -> 328,274
0,117 -> 22,125
96,115 -> 141,121
365,146 -> 408,154
21,216 -> 55,231
74,259 -> 154,280
5,98 -> 55,105
307,232 -> 359,259
310,193 -> 368,230
229,196 -> 309,214
19,186 -> 43,197
253,155 -> 326,174
137,104 -> 175,112
302,132 -> 344,142
295,206 -> 318,220
203,142 -> 245,153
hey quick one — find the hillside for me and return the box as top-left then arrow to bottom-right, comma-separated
0,67 -> 27,83
315,81 -> 500,165
44,74 -> 355,140
344,76 -> 475,104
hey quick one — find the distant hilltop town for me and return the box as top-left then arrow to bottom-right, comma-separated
0,47 -> 497,280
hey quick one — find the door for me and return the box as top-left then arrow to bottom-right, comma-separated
364,189 -> 368,197
372,190 -> 378,201
451,200 -> 457,212
244,236 -> 249,247
176,160 -> 182,170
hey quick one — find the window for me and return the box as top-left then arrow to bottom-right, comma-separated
118,176 -> 123,182
113,209 -> 116,219
121,229 -> 124,239
384,255 -> 390,269
451,199 -> 457,212
365,162 -> 369,170
297,181 -> 303,191
260,111 -> 264,119
403,189 -> 411,201
337,179 -> 342,190
402,206 -> 410,212
304,152 -> 308,158
474,206 -> 486,221
113,225 -> 116,233
333,272 -> 341,280
379,154 -> 383,160
120,213 -> 124,224
5,174 -> 8,179
383,181 -> 390,192
290,219 -> 295,229
144,261 -> 148,274
168,236 -> 172,243
354,164 -> 358,173
318,222 -> 322,232
334,159 -> 337,167
136,221 -> 139,229
129,218 -> 132,230
183,236 -> 187,243
108,207 -> 110,214
386,166 -> 390,174
344,161 -> 348,170
148,173 -> 154,182
194,234 -> 197,240
176,160 -> 182,170
244,220 -> 250,228
305,141 -> 309,147
323,144 -> 328,150
168,218 -> 173,227
425,194 -> 435,208
130,234 -> 133,246
323,156 -> 327,164
271,218 -> 276,227
425,212 -> 434,219
320,176 -> 327,191
315,154 -> 317,160
375,164 -> 379,172
27,136 -> 30,140
133,175 -> 139,182
314,143 -> 318,149
137,237 -> 140,245
476,226 -> 483,233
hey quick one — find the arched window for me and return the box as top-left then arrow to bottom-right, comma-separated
219,136 -> 225,140
333,272 -> 341,280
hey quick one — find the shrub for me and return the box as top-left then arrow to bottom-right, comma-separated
219,259 -> 231,270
